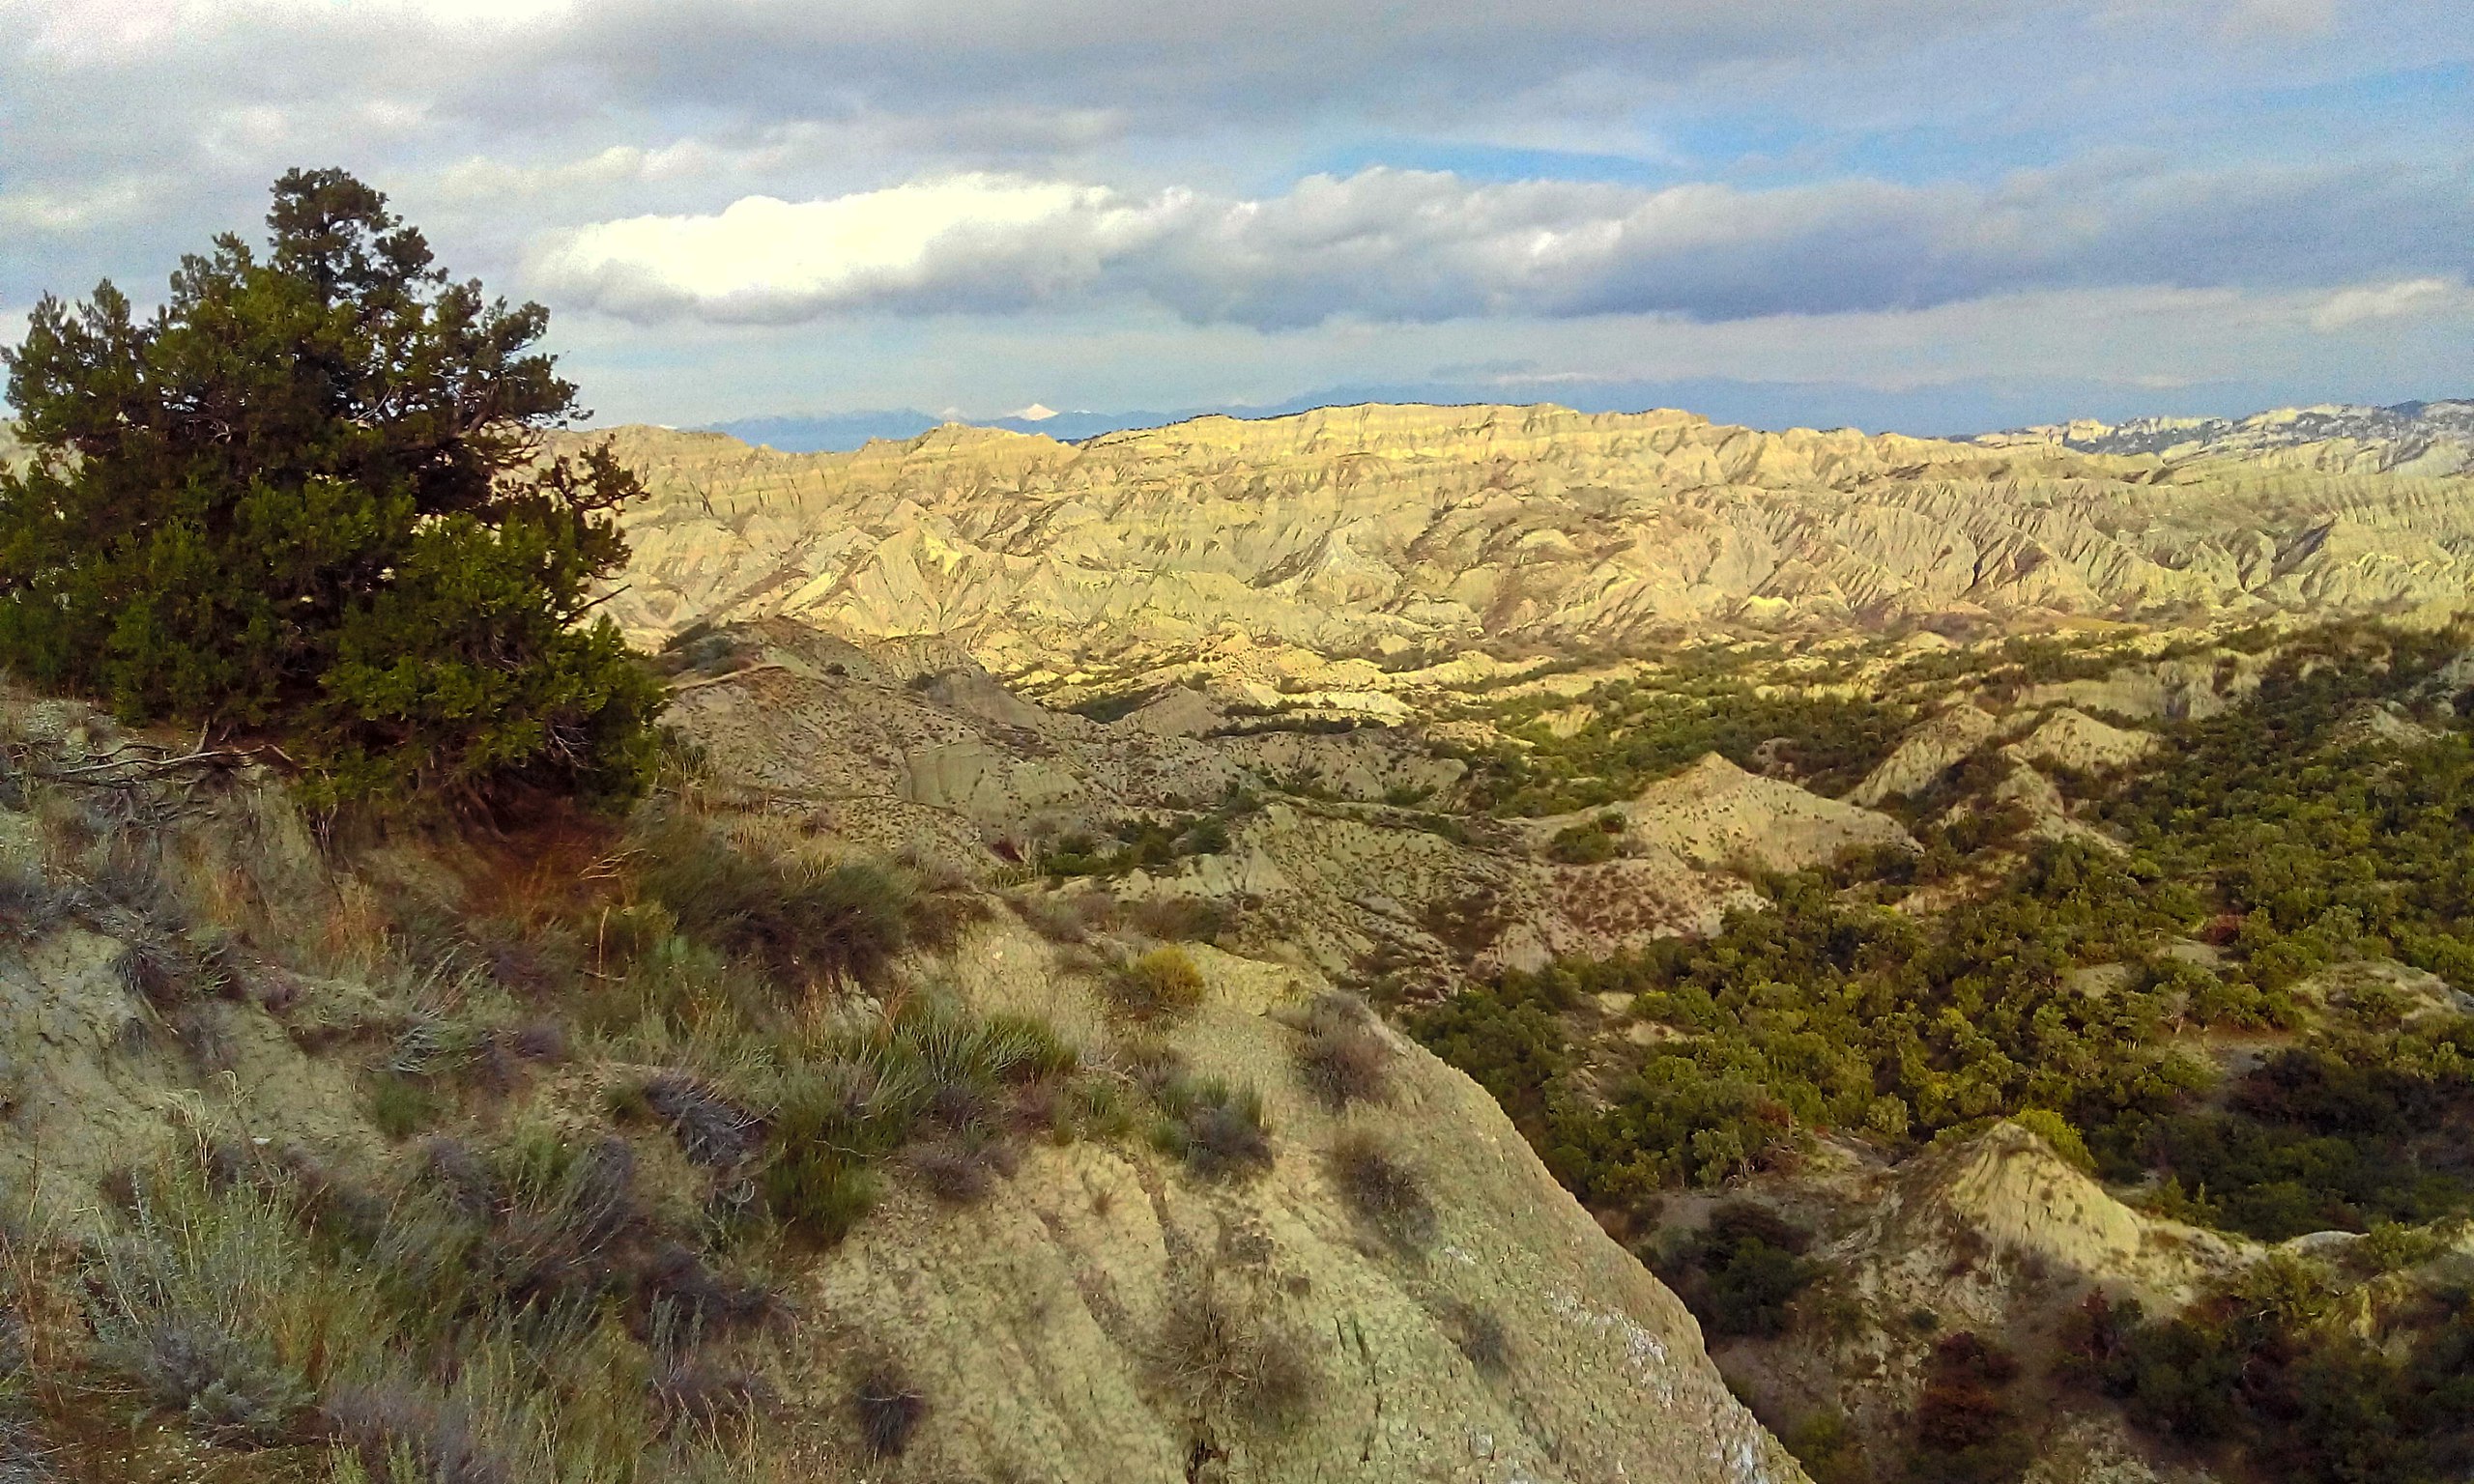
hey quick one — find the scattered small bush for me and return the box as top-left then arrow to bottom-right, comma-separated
1106,946 -> 1206,1021
1290,993 -> 1392,1110
369,1073 -> 443,1141
1154,1076 -> 1273,1181
638,817 -> 922,985
99,1316 -> 309,1447
760,999 -> 1076,1241
1546,813 -> 1625,865
1327,1129 -> 1435,1248
1152,1287 -> 1315,1429
1905,1331 -> 2031,1484
641,1072 -> 763,1168
1438,1298 -> 1510,1375
1126,895 -> 1230,943
852,1361 -> 926,1458
1651,1201 -> 1821,1339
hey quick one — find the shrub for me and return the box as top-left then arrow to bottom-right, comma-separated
1328,1129 -> 1436,1248
1546,815 -> 1624,865
1653,1201 -> 1821,1339
369,1073 -> 443,1141
325,1384 -> 513,1484
0,169 -> 663,810
1152,1287 -> 1315,1428
1438,1298 -> 1510,1375
1155,1076 -> 1273,1181
1107,946 -> 1206,1020
1291,993 -> 1393,1110
760,1000 -> 1076,1241
99,1316 -> 310,1447
1906,1331 -> 2031,1484
641,1072 -> 763,1168
638,819 -> 921,985
1125,895 -> 1230,943
852,1362 -> 926,1457
2007,1109 -> 2095,1174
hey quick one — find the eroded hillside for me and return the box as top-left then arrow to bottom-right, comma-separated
0,682 -> 1801,1484
578,402 -> 2474,686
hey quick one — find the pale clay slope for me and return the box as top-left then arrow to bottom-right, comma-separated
1597,753 -> 1915,874
798,925 -> 1805,1484
583,402 -> 2474,677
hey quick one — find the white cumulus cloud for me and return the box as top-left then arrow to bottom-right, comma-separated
533,162 -> 2474,330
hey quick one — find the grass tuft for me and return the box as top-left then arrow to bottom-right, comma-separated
1327,1129 -> 1436,1248
1151,1286 -> 1316,1430
1106,946 -> 1206,1021
851,1361 -> 925,1458
1153,1075 -> 1273,1181
1290,993 -> 1393,1110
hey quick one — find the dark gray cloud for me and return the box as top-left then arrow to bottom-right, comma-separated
531,158 -> 2474,328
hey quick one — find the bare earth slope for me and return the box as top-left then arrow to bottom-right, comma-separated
582,402 -> 2474,675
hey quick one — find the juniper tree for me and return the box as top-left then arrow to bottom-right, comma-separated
0,168 -> 661,808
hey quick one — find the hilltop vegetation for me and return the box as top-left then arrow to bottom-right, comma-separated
0,169 -> 661,811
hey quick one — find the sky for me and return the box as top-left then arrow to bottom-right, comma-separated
3,0 -> 2470,437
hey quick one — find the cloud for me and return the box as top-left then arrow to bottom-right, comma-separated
534,161 -> 2474,329
535,177 -> 1171,321
2310,277 -> 2471,331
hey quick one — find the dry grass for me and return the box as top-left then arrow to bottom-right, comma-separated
1104,947 -> 1205,1022
1150,1286 -> 1316,1430
1327,1129 -> 1435,1249
1287,993 -> 1393,1110
850,1360 -> 925,1458
1152,1075 -> 1273,1182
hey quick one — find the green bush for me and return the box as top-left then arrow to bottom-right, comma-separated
1546,815 -> 1623,865
1107,946 -> 1207,1021
0,169 -> 662,810
637,817 -> 925,986
1651,1201 -> 1821,1339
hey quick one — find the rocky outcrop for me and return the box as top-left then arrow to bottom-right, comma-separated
582,402 -> 2474,678
1984,399 -> 2474,478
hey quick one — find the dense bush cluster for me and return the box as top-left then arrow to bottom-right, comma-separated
1455,664 -> 1913,815
1647,1201 -> 1820,1339
1418,840 -> 2206,1209
2058,1261 -> 2474,1484
1419,621 -> 2474,1242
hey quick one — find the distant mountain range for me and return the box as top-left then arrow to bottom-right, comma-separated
704,379 -> 2455,453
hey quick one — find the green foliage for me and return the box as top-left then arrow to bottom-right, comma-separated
1905,1332 -> 2032,1484
636,814 -> 936,986
2059,1261 -> 2474,1484
1650,1201 -> 1821,1339
366,1074 -> 441,1142
1546,813 -> 1625,864
1460,672 -> 1911,815
1043,805 -> 1242,878
2008,1109 -> 2095,1173
762,998 -> 1079,1243
1419,842 -> 2208,1210
1424,622 -> 2474,1240
1105,945 -> 1207,1020
2138,1018 -> 2474,1239
0,169 -> 662,809
1151,1073 -> 1274,1181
